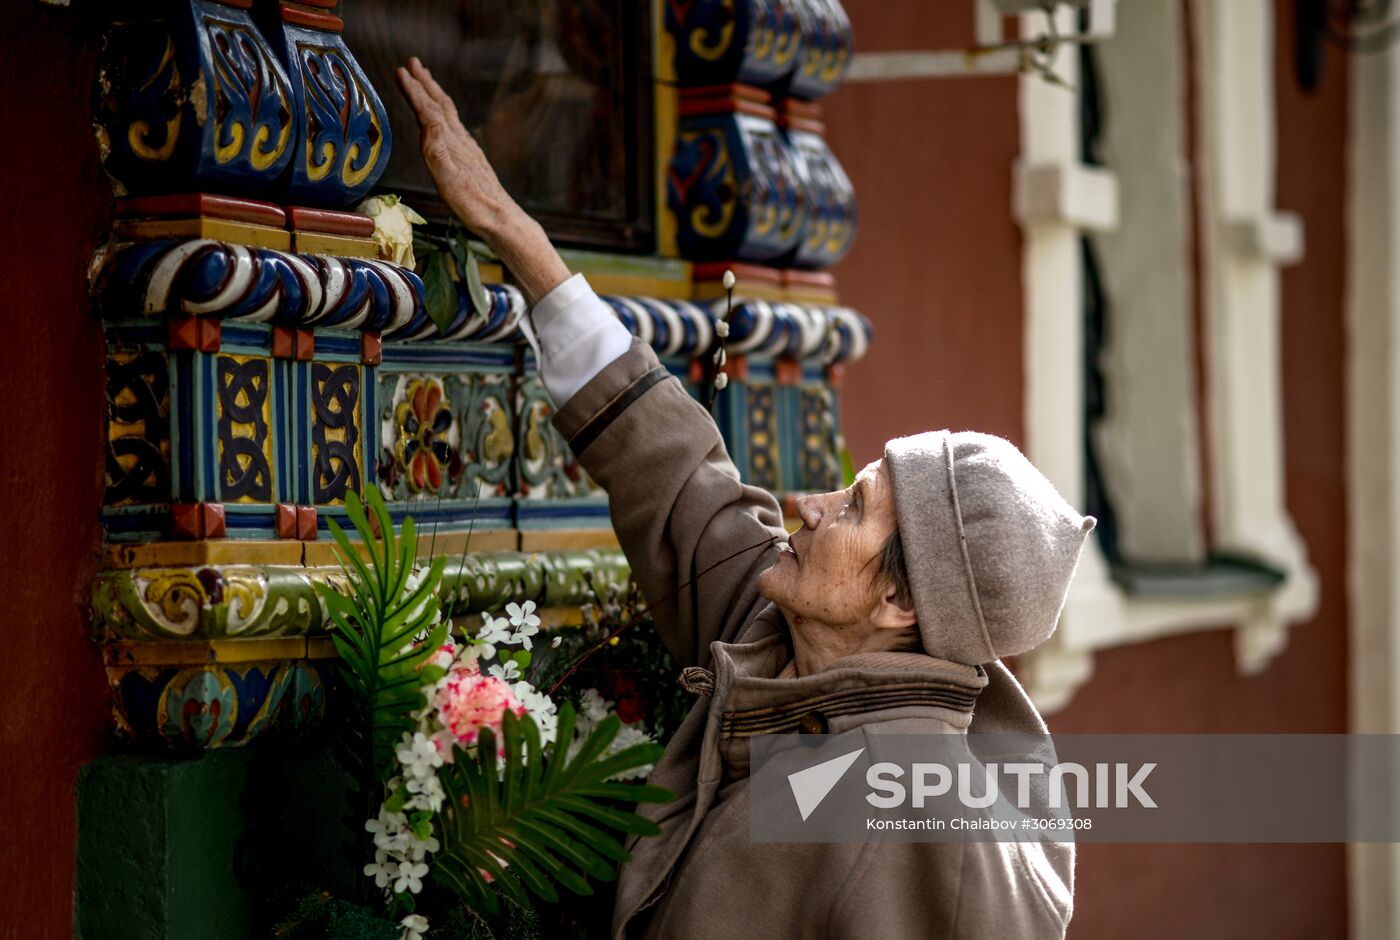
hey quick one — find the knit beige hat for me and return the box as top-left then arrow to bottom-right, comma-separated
884,430 -> 1095,666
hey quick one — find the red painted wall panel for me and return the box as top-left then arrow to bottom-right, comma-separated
0,7 -> 113,938
825,2 -> 1026,463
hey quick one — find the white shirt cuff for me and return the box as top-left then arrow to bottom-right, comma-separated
520,273 -> 634,407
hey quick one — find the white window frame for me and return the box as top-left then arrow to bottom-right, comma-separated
1347,26 -> 1400,940
1014,2 -> 1317,713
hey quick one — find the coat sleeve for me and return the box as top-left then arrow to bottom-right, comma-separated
551,338 -> 788,668
826,839 -> 1073,939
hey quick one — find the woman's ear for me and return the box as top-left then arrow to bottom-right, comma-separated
870,584 -> 918,632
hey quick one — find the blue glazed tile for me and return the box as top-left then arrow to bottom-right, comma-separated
196,352 -> 217,502
669,110 -> 805,263
315,332 -> 361,358
382,342 -> 517,370
96,0 -> 299,197
220,322 -> 273,351
227,665 -> 274,740
174,350 -> 195,503
117,670 -> 167,742
259,14 -> 392,208
777,383 -> 801,491
292,360 -> 312,506
514,499 -> 612,531
274,359 -> 292,503
102,506 -> 172,541
363,363 -> 377,487
667,0 -> 801,87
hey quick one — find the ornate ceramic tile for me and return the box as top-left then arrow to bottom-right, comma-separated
106,349 -> 171,507
310,362 -> 361,504
516,376 -> 601,500
216,354 -> 274,503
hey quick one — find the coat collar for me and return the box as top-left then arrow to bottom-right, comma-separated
703,629 -> 990,732
695,630 -> 990,784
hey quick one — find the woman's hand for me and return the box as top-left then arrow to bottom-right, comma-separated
395,57 -> 514,237
395,58 -> 570,304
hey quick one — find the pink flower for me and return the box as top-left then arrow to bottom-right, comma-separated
435,667 -> 526,754
423,642 -> 457,672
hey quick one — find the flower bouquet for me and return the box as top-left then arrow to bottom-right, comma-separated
316,489 -> 673,938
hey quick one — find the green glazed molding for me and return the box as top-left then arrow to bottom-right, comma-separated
440,548 -> 631,615
93,566 -> 329,641
92,550 -> 634,641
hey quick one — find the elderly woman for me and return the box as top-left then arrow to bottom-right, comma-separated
397,59 -> 1094,940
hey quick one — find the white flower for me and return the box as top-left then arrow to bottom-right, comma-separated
396,731 -> 444,779
506,601 -> 541,649
715,320 -> 730,338
394,860 -> 430,895
357,194 -> 427,269
364,850 -> 397,889
400,913 -> 430,940
608,724 -> 657,780
512,681 -> 559,744
722,269 -> 736,290
550,635 -> 563,649
475,613 -> 513,660
506,600 -> 541,629
715,372 -> 729,390
579,688 -> 610,723
405,831 -> 440,861
406,773 -> 445,813
488,660 -> 521,681
366,810 -> 411,854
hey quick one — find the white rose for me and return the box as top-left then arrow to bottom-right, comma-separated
356,194 -> 428,269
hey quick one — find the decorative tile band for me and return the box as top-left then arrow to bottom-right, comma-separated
93,547 -> 633,749
665,0 -> 852,99
91,237 -> 871,362
95,0 -> 390,208
604,294 -> 870,362
109,658 -> 328,750
713,298 -> 870,362
92,549 -> 634,642
100,330 -> 851,540
91,239 -> 424,334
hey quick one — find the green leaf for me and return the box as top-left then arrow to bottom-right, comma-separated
324,520 -> 378,606
423,248 -> 458,335
432,706 -> 674,914
463,242 -> 490,318
385,784 -> 408,814
446,227 -> 490,321
322,489 -> 452,779
512,649 -> 532,670
342,491 -> 384,585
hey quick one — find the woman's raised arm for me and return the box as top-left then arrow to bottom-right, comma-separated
394,57 -> 570,305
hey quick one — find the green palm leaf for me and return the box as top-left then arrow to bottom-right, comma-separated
434,704 -> 672,915
316,487 -> 448,779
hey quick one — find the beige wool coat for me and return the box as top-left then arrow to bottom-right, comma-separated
553,340 -> 1075,939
